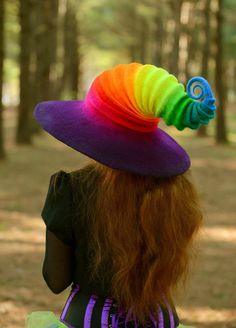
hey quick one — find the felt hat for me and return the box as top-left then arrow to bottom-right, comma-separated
34,63 -> 216,177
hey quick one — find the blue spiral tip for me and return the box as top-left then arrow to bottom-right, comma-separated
186,76 -> 216,111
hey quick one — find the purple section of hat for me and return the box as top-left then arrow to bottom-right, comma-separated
34,100 -> 190,177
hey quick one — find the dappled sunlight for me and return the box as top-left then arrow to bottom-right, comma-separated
206,211 -> 236,226
0,214 -> 44,256
0,209 -> 41,222
201,226 -> 236,244
191,158 -> 236,170
0,241 -> 44,254
0,301 -> 29,327
0,290 -> 68,328
0,210 -> 45,244
178,306 -> 236,325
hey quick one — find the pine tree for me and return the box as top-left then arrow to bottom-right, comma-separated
0,0 -> 6,159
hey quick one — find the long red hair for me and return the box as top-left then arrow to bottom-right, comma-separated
74,161 -> 203,324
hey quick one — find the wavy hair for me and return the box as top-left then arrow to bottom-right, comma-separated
74,161 -> 203,324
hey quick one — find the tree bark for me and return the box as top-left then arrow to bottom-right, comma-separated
16,0 -> 32,144
127,5 -> 140,62
153,0 -> 164,67
198,0 -> 211,137
139,17 -> 148,64
30,0 -> 59,134
169,0 -> 183,77
185,1 -> 197,82
233,60 -> 236,101
0,0 -> 6,159
215,0 -> 228,144
62,0 -> 80,99
35,0 -> 59,101
185,3 -> 196,81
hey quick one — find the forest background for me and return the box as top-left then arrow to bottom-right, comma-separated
0,0 -> 236,327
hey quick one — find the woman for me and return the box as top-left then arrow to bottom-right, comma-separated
30,63 -> 216,328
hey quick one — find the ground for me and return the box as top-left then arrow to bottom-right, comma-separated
0,107 -> 236,328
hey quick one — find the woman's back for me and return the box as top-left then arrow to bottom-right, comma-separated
42,161 -> 202,326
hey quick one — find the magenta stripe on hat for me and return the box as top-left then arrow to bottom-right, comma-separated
101,298 -> 113,328
84,295 -> 99,328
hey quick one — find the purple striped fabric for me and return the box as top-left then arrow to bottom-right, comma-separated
84,295 -> 99,328
149,311 -> 158,328
111,306 -> 166,328
60,284 -> 176,327
101,297 -> 113,328
60,284 -> 80,322
124,308 -> 133,327
166,302 -> 175,328
112,310 -> 123,328
60,318 -> 75,328
158,306 -> 164,328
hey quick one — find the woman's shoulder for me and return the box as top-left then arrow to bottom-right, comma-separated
69,163 -> 97,178
49,166 -> 93,188
48,170 -> 72,197
69,164 -> 101,188
49,164 -> 101,210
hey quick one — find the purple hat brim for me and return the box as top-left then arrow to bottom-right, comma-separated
34,100 -> 190,177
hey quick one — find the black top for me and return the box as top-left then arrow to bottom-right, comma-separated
42,165 -> 112,297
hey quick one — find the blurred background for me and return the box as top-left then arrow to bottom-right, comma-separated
0,0 -> 235,327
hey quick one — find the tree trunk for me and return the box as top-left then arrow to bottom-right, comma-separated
169,0 -> 183,77
185,1 -> 197,82
153,0 -> 164,67
30,0 -> 59,134
198,0 -> 211,137
0,0 -> 6,159
139,17 -> 148,64
127,5 -> 140,63
48,0 -> 60,99
35,0 -> 59,101
16,0 -> 32,144
233,60 -> 236,101
215,0 -> 228,144
62,0 -> 80,99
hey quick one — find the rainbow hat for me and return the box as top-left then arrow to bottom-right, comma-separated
34,63 -> 216,177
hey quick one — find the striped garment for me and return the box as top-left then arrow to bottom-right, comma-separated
60,284 -> 179,328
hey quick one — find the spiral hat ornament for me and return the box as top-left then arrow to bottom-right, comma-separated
85,63 -> 216,131
34,63 -> 216,177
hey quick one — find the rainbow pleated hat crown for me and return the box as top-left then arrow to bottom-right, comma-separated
34,63 -> 216,177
